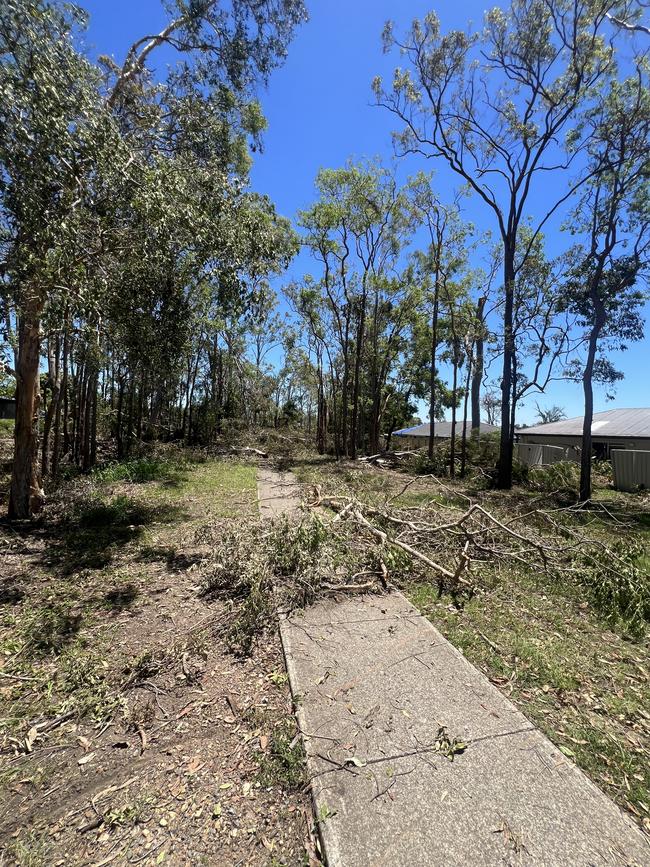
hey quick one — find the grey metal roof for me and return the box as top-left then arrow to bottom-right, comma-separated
519,408 -> 650,439
394,421 -> 500,439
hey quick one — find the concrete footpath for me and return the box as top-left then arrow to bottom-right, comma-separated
257,469 -> 650,867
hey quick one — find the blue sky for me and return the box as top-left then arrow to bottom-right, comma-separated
83,0 -> 649,425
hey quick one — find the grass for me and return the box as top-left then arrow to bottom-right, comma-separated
5,830 -> 51,867
44,494 -> 185,575
165,459 -> 257,518
92,455 -> 189,485
256,718 -> 306,791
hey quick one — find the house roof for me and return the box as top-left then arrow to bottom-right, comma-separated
519,408 -> 650,439
394,421 -> 500,439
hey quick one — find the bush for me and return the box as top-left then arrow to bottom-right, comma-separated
92,456 -> 186,484
413,444 -> 449,476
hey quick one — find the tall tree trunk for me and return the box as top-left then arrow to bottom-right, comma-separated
427,274 -> 440,460
73,359 -> 86,465
52,336 -> 63,479
126,374 -> 135,456
137,369 -> 146,440
41,335 -> 62,477
116,376 -> 125,459
9,300 -> 45,519
369,388 -> 382,456
186,347 -> 201,443
82,368 -> 94,472
368,290 -> 380,455
460,358 -> 472,478
509,353 -> 518,469
497,248 -> 515,489
62,320 -> 70,457
471,296 -> 486,436
317,387 -> 327,455
449,347 -> 459,479
350,293 -> 366,459
341,319 -> 350,457
580,296 -> 605,502
90,371 -> 99,469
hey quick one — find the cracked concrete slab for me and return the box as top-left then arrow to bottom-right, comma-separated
284,594 -> 649,867
259,470 -> 650,866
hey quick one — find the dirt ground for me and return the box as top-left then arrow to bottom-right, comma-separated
0,452 -> 316,866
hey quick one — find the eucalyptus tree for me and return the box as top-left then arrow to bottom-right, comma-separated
1,0 -> 305,518
535,403 -> 567,424
298,161 -> 428,456
364,267 -> 423,454
1,0 -> 130,518
411,194 -> 475,458
502,235 -> 578,439
563,66 -> 650,500
374,0 -> 627,488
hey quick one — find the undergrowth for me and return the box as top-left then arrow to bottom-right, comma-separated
256,718 -> 306,790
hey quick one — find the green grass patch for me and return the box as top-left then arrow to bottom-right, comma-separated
256,718 -> 306,790
4,830 -> 51,867
168,460 -> 257,517
92,456 -> 188,485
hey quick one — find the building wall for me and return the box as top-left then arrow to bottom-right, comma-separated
392,436 -> 448,451
515,443 -> 579,466
518,434 -> 650,458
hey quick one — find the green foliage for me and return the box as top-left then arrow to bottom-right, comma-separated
5,831 -> 50,867
22,603 -> 82,655
1,0 -> 307,507
528,461 -> 580,498
534,403 -> 567,425
58,646 -> 122,721
267,515 -> 329,578
92,457 -> 187,485
201,513 -> 338,653
580,541 -> 650,634
103,794 -> 154,829
256,719 -> 306,790
412,448 -> 447,476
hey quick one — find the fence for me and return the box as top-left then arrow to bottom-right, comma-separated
611,449 -> 650,492
515,442 -> 579,467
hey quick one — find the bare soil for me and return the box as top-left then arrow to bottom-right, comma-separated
0,453 -> 315,866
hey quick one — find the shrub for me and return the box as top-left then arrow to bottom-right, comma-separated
92,456 -> 186,484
